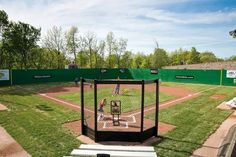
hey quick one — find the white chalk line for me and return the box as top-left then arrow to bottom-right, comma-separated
39,93 -> 133,129
130,86 -> 220,116
32,85 -> 219,129
98,115 -> 136,129
39,93 -> 94,113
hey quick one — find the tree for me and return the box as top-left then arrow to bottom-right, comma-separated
132,53 -> 147,68
105,32 -> 116,68
43,26 -> 65,69
199,52 -> 217,63
83,32 -> 97,68
76,50 -> 89,68
2,22 -> 41,69
65,26 -> 79,64
170,48 -> 187,65
151,48 -> 169,68
187,47 -> 200,64
228,55 -> 236,61
142,54 -> 152,68
0,10 -> 9,36
120,51 -> 133,68
115,38 -> 127,68
106,54 -> 117,68
94,40 -> 106,67
0,10 -> 9,68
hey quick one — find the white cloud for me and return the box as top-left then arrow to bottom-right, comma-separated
0,0 -> 235,57
146,10 -> 236,24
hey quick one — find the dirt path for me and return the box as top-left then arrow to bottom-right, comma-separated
0,126 -> 31,157
44,84 -> 194,97
192,111 -> 236,157
191,102 -> 236,157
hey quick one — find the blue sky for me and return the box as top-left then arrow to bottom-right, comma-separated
0,0 -> 236,58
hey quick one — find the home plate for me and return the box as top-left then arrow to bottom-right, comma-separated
188,94 -> 192,96
105,122 -> 128,128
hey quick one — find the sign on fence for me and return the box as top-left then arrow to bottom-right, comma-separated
175,75 -> 194,79
226,70 -> 236,78
33,75 -> 52,79
0,69 -> 9,81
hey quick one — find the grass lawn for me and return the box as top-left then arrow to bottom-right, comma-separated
0,84 -> 81,157
147,85 -> 236,157
1,82 -> 235,157
161,82 -> 217,92
56,87 -> 175,112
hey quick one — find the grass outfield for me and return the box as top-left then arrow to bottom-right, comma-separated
161,82 -> 216,92
147,85 -> 236,157
0,82 -> 235,157
0,84 -> 80,157
56,87 -> 175,112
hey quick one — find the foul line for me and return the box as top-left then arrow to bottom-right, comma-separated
39,93 -> 94,114
18,84 -> 220,129
130,86 -> 220,116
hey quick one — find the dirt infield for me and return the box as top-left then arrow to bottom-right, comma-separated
44,84 -> 193,97
39,84 -> 197,141
63,120 -> 176,137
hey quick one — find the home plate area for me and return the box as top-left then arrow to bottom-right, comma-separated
98,115 -> 136,129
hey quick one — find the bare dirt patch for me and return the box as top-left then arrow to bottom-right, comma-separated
210,94 -> 225,99
43,84 -> 194,99
159,122 -> 176,135
63,120 -> 176,137
0,103 -> 7,111
63,121 -> 81,136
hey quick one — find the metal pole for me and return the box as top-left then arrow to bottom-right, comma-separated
94,80 -> 98,141
10,69 -> 13,86
81,78 -> 85,135
155,79 -> 159,137
140,80 -> 145,142
220,69 -> 223,86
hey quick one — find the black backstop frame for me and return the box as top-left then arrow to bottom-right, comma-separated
81,78 -> 159,142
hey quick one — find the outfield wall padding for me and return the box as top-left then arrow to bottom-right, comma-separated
0,68 -> 235,86
10,69 -> 158,85
158,69 -> 221,85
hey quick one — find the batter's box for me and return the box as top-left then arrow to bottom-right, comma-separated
105,122 -> 128,128
98,115 -> 136,123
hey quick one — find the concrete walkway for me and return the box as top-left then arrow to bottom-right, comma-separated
0,126 -> 31,157
192,108 -> 236,157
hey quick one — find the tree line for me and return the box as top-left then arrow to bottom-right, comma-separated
0,10 -> 235,70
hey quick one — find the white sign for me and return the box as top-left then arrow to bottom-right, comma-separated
226,70 -> 236,78
0,69 -> 9,81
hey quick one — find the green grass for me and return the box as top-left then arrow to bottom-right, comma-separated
161,82 -> 216,92
56,87 -> 175,112
1,81 -> 235,157
0,85 -> 80,157
147,85 -> 236,157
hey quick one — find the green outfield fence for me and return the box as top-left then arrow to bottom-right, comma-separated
0,68 -> 235,86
